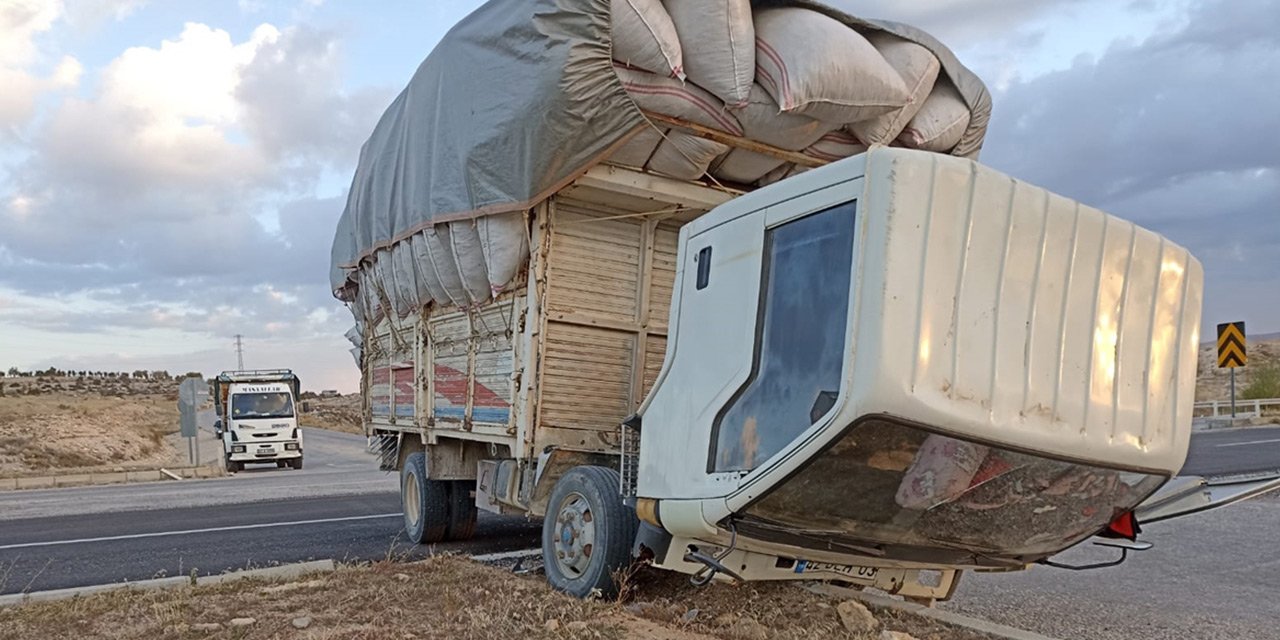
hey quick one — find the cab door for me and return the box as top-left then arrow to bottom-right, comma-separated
636,176 -> 864,502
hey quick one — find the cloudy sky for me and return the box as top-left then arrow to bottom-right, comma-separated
1,0 -> 1276,392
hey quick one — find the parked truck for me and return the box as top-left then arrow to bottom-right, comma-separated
331,0 -> 1280,600
213,369 -> 304,472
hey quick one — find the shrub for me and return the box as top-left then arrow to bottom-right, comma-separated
1241,364 -> 1280,400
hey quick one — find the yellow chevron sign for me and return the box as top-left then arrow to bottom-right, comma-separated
1217,322 -> 1247,368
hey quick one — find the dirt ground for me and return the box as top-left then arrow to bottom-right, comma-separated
0,376 -> 186,478
300,394 -> 363,435
0,556 -> 994,640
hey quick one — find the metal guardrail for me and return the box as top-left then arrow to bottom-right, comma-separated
1193,398 -> 1280,418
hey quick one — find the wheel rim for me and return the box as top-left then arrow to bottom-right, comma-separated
552,491 -> 596,578
404,473 -> 421,529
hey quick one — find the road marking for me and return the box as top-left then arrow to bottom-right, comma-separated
1216,438 -> 1280,448
470,548 -> 541,562
0,513 -> 403,551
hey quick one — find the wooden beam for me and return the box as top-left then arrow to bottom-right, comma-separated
641,111 -> 827,169
576,164 -> 737,212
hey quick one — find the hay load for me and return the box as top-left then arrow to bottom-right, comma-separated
331,0 -> 990,348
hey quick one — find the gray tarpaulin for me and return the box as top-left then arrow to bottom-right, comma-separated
330,0 -> 991,302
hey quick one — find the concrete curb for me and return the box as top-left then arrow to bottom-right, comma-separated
1,463 -> 225,493
0,559 -> 336,607
1192,421 -> 1280,433
805,584 -> 1063,640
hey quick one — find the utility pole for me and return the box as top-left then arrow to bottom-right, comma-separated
234,334 -> 245,370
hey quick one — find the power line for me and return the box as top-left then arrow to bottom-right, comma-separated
234,334 -> 244,370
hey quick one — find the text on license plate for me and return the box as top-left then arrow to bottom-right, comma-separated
794,560 -> 879,581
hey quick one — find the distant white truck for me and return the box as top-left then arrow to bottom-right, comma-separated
213,370 -> 304,472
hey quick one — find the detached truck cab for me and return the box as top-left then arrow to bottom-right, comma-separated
213,370 -> 304,472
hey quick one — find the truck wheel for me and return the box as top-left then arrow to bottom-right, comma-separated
542,466 -> 638,599
446,481 -> 478,541
290,457 -> 303,470
401,452 -> 448,544
276,460 -> 287,469
224,456 -> 241,473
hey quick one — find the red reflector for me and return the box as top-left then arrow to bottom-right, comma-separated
1100,511 -> 1141,540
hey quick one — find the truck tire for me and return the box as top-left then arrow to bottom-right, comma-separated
225,455 -> 241,473
290,457 -> 303,470
401,452 -> 448,544
446,480 -> 478,541
542,466 -> 638,599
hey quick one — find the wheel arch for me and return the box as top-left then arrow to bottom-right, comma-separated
528,448 -> 621,518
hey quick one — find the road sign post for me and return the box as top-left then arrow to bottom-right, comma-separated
1217,322 -> 1247,419
178,377 -> 208,466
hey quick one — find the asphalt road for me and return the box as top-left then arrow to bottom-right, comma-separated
0,417 -> 396,521
0,494 -> 539,595
946,491 -> 1280,640
944,425 -> 1280,640
1180,425 -> 1280,477
0,417 -> 540,595
2,420 -> 1279,639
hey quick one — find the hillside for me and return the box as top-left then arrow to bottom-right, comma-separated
1196,337 -> 1280,401
301,393 -> 362,434
0,374 -> 190,478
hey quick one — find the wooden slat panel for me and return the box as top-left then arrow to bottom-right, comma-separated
642,336 -> 667,398
473,301 -> 517,427
540,324 -> 635,432
392,366 -> 415,418
546,202 -> 642,324
430,313 -> 470,425
648,222 -> 680,330
473,347 -> 513,426
369,331 -> 393,418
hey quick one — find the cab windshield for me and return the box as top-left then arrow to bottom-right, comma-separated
231,392 -> 295,419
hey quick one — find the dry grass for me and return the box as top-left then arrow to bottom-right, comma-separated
301,394 -> 363,435
0,391 -> 181,478
624,569 -> 992,640
0,557 -> 992,640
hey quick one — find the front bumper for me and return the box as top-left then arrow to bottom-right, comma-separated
228,441 -> 302,462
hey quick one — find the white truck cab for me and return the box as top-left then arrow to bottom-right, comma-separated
213,370 -> 304,472
626,149 -> 1207,592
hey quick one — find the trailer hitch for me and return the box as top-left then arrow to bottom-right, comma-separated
685,524 -> 744,586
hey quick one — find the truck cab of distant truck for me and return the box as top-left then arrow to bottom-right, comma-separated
213,370 -> 304,472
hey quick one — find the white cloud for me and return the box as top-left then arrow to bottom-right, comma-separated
102,23 -> 278,128
0,15 -> 388,390
0,0 -> 61,66
0,0 -> 82,132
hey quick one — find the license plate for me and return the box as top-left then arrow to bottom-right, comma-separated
794,560 -> 879,582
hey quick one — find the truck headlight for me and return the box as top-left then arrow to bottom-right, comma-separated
231,445 -> 246,453
284,443 -> 299,450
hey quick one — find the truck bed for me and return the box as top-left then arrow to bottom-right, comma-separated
365,166 -> 735,463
